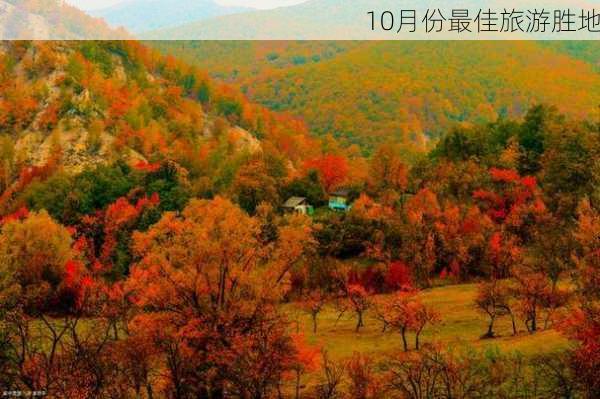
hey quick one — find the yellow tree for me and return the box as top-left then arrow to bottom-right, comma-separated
0,211 -> 85,393
368,143 -> 408,204
0,211 -> 74,313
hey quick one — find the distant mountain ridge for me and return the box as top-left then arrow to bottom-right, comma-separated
142,0 -> 599,40
91,0 -> 251,33
0,0 -> 128,39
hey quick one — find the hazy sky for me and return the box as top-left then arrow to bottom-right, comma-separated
67,0 -> 308,11
216,0 -> 307,9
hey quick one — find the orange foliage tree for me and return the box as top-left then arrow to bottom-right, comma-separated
375,290 -> 439,351
561,198 -> 600,396
304,154 -> 349,193
124,196 -> 315,397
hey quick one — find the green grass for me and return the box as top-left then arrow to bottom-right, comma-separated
284,283 -> 570,363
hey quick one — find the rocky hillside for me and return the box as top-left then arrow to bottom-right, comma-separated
0,41 -> 320,214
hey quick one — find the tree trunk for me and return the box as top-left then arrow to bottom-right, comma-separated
483,316 -> 495,338
355,311 -> 364,332
217,264 -> 228,311
544,311 -> 551,330
401,326 -> 408,352
210,386 -> 225,399
146,384 -> 154,399
382,321 -> 388,333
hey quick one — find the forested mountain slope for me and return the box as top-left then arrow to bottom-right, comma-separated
542,41 -> 600,70
0,40 -> 323,217
153,40 -> 600,153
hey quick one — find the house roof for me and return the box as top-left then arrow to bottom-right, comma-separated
283,197 -> 307,208
330,189 -> 350,197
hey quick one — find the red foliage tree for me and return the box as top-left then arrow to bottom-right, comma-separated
473,168 -> 546,227
560,198 -> 600,397
385,261 -> 413,292
304,154 -> 349,193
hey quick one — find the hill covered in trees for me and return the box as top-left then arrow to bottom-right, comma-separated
0,40 -> 343,222
153,40 -> 600,154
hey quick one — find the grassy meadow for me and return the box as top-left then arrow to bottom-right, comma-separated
285,283 -> 570,363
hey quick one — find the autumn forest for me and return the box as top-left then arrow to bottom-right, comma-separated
0,39 -> 599,399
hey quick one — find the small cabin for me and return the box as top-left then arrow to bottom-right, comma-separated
283,197 -> 314,215
328,189 -> 350,211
